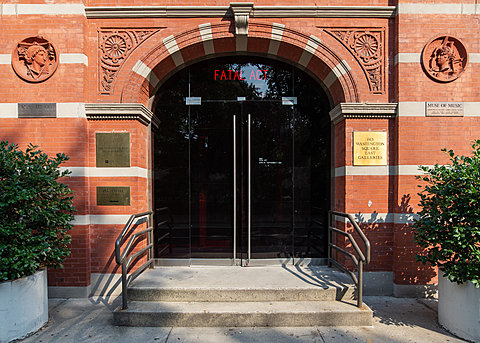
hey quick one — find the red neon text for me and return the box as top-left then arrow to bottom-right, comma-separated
214,69 -> 268,81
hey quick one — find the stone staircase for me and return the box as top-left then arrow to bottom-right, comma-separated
113,265 -> 373,327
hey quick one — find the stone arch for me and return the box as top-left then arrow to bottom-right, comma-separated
120,22 -> 360,107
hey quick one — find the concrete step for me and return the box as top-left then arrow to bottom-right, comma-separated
128,287 -> 338,302
113,300 -> 373,327
127,266 -> 356,302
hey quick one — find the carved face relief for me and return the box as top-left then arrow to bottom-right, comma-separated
422,36 -> 467,82
12,36 -> 58,82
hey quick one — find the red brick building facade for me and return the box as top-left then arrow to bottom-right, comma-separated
1,1 -> 478,297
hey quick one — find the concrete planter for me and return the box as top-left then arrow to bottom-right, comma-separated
0,269 -> 48,343
438,276 -> 480,342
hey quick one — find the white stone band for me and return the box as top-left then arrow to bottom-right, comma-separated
394,53 -> 419,65
0,4 -> 85,15
324,60 -> 351,88
395,53 -> 480,65
334,213 -> 419,224
3,4 -> 479,17
335,165 -> 433,177
163,35 -> 184,66
73,213 -> 415,225
0,53 -> 88,66
132,60 -> 160,88
199,23 -> 215,55
267,23 -> 285,56
397,3 -> 480,15
59,53 -> 89,66
298,35 -> 321,67
398,102 -> 480,117
72,215 -> 132,225
0,103 -> 86,118
60,167 -> 148,178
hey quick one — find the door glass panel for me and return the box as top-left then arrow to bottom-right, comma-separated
190,102 -> 235,258
247,101 -> 293,259
153,91 -> 190,258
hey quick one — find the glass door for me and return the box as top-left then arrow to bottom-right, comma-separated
153,57 -> 331,264
238,100 -> 294,263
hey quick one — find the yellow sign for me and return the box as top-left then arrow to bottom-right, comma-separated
353,131 -> 387,166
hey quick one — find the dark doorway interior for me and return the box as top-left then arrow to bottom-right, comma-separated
153,56 -> 331,262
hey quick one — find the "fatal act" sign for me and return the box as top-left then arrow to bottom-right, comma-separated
214,69 -> 268,81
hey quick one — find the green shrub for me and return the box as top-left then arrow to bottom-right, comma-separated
414,140 -> 480,288
0,142 -> 75,281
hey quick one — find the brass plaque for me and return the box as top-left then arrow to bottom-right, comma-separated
97,187 -> 130,206
353,131 -> 387,166
96,132 -> 130,167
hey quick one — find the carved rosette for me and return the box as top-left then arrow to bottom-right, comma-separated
421,35 -> 468,82
12,36 -> 58,83
325,28 -> 385,94
98,29 -> 161,94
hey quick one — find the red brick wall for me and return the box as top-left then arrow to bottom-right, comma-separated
1,1 -> 479,290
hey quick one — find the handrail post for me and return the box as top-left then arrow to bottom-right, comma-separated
357,260 -> 363,308
327,211 -> 332,267
121,262 -> 128,310
148,212 -> 154,268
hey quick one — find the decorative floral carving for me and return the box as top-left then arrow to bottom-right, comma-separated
103,34 -> 129,62
12,36 -> 58,83
98,28 -> 161,94
422,35 -> 468,82
355,34 -> 379,59
324,28 -> 385,94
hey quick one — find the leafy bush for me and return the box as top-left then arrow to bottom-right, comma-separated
414,140 -> 480,288
0,142 -> 75,281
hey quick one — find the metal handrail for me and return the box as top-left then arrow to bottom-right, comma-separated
115,211 -> 154,310
328,210 -> 371,308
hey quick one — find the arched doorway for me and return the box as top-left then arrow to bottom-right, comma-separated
153,56 -> 332,265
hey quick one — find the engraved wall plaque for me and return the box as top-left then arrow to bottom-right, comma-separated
97,186 -> 130,206
426,102 -> 464,117
18,103 -> 56,118
96,132 -> 130,167
353,131 -> 387,166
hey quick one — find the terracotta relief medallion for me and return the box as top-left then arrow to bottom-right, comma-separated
12,36 -> 58,82
422,36 -> 468,82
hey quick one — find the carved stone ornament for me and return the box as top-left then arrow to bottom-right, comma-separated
422,35 -> 468,82
324,28 -> 385,94
99,28 -> 161,94
230,3 -> 253,36
12,36 -> 58,83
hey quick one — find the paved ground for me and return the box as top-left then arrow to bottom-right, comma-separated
18,296 -> 467,343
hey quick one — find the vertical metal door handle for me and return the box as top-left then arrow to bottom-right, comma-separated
247,114 -> 251,264
233,115 -> 237,265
